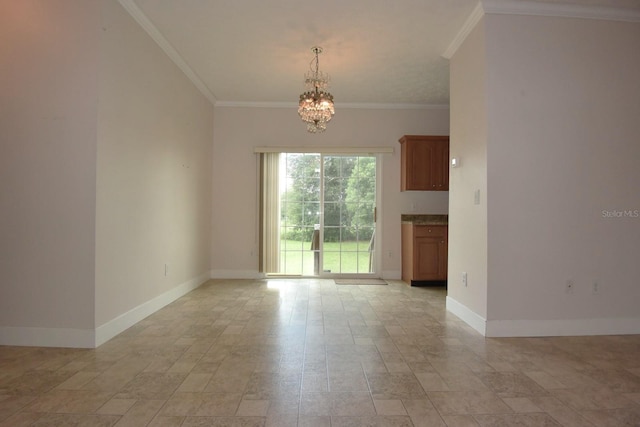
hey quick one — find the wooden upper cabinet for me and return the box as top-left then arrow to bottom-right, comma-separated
399,135 -> 450,191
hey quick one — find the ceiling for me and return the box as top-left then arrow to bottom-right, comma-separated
127,0 -> 640,107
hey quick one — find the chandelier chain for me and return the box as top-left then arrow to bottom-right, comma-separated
312,47 -> 320,81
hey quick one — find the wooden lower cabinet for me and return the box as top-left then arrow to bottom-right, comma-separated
401,223 -> 448,285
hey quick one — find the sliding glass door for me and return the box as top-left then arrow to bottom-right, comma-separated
267,153 -> 377,277
321,155 -> 376,275
279,153 -> 320,275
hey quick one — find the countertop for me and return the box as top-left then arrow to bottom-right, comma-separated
401,214 -> 448,225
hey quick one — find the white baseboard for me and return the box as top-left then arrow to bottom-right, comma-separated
210,269 -> 263,279
0,273 -> 209,349
210,270 -> 401,281
0,326 -> 96,348
446,296 -> 487,335
381,270 -> 402,280
446,296 -> 640,337
486,317 -> 640,337
95,272 -> 209,346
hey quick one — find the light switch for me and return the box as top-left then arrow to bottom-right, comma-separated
474,189 -> 480,205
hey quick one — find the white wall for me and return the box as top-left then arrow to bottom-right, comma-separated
0,0 -> 101,345
0,0 -> 214,348
95,0 -> 214,339
448,12 -> 640,337
484,15 -> 640,336
211,107 -> 450,279
447,18 -> 489,333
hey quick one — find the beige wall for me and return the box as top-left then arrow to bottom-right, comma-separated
8,0 -> 636,347
448,18 -> 489,326
0,1 -> 100,340
449,12 -> 640,336
211,107 -> 450,279
0,0 -> 214,347
485,15 -> 640,335
95,1 -> 213,329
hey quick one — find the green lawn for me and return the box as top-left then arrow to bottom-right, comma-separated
279,240 -> 373,275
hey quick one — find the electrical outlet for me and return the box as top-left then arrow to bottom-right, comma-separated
592,280 -> 600,295
387,250 -> 393,259
462,272 -> 468,287
565,279 -> 574,294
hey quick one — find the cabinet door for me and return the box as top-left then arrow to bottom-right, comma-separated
413,225 -> 447,281
433,142 -> 449,190
399,136 -> 449,191
414,236 -> 442,280
405,141 -> 434,190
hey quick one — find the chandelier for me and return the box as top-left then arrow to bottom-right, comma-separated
298,46 -> 335,133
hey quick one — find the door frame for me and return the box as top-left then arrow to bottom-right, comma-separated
256,146 -> 392,279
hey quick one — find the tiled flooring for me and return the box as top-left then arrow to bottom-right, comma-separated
1,279 -> 640,427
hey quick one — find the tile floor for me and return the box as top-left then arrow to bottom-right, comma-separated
1,278 -> 640,426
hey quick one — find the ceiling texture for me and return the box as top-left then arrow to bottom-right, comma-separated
123,0 -> 640,108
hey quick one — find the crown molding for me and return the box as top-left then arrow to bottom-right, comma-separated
117,1 -> 449,110
118,0 -> 217,105
442,2 -> 485,60
442,0 -> 640,59
253,146 -> 394,154
214,101 -> 449,110
337,103 -> 450,110
482,0 -> 640,22
214,101 -> 295,109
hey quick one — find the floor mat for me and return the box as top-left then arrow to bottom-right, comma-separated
334,279 -> 387,285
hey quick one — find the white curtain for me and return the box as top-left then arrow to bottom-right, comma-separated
261,153 -> 280,273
